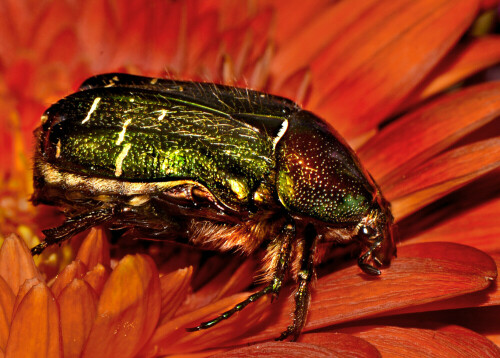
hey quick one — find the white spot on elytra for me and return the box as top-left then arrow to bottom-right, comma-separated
116,118 -> 133,145
114,143 -> 132,177
273,119 -> 288,149
158,109 -> 167,121
81,97 -> 101,124
55,139 -> 61,158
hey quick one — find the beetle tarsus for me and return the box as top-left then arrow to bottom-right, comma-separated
186,285 -> 274,332
30,241 -> 48,256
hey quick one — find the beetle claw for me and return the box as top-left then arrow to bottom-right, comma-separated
358,238 -> 383,276
359,262 -> 381,276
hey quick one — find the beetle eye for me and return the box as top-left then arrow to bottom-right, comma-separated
358,225 -> 376,240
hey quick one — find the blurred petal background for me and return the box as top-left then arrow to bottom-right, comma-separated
0,0 -> 499,357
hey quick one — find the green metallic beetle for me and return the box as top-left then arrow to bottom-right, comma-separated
31,73 -> 396,340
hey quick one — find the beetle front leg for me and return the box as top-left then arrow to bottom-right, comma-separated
186,220 -> 295,332
277,224 -> 317,341
31,208 -> 115,255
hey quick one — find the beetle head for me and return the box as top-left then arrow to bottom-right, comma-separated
356,207 -> 396,275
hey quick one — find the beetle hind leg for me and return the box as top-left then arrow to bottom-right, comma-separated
31,208 -> 115,255
186,221 -> 295,332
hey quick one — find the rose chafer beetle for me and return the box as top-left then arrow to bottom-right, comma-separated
31,73 -> 396,340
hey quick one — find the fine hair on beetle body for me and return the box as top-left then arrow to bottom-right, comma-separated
31,73 -> 396,341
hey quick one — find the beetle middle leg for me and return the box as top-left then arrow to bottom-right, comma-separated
31,208 -> 115,255
186,220 -> 295,332
277,223 -> 317,341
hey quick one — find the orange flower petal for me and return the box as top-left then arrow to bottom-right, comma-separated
59,279 -> 98,358
270,0 -> 379,90
76,228 -> 110,269
438,306 -> 500,346
340,325 -> 500,357
141,293 -> 271,356
50,259 -> 88,298
0,233 -> 43,295
82,263 -> 110,297
31,1 -> 76,63
159,266 -> 193,324
359,81 -> 500,186
256,0 -> 328,45
391,252 -> 499,314
214,341 -> 339,358
0,277 -> 14,350
5,282 -> 62,358
389,138 -> 500,219
82,254 -> 161,358
300,332 -> 381,357
481,0 -> 500,9
11,277 -> 42,318
402,197 -> 500,252
243,242 -> 496,343
397,242 -> 497,278
308,0 -> 479,138
178,258 -> 256,315
404,36 -> 500,107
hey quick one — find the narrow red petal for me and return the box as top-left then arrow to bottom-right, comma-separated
404,36 -> 500,107
158,267 -> 192,324
389,138 -> 500,219
340,325 -> 500,357
5,282 -> 62,358
359,81 -> 500,186
300,332 -> 381,357
481,0 -> 500,9
214,342 -> 337,357
178,258 -> 256,315
270,0 -> 380,91
0,277 -> 14,350
59,279 -> 98,358
242,243 -> 496,343
82,254 -> 161,358
0,234 -> 43,295
309,0 -> 479,138
259,0 -> 332,46
141,293 -> 271,356
31,1 -> 75,60
50,259 -> 88,298
76,228 -> 110,269
403,197 -> 500,252
397,242 -> 497,278
392,252 -> 499,314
